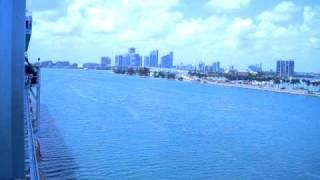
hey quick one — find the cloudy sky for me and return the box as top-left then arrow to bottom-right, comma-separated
27,0 -> 320,72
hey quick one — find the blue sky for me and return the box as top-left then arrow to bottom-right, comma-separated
27,0 -> 320,72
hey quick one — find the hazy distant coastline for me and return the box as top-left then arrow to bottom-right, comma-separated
109,68 -> 320,97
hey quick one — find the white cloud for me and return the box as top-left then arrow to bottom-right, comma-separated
84,7 -> 117,33
33,0 -> 183,41
309,37 -> 318,44
206,0 -> 251,10
29,0 -> 320,72
303,6 -> 316,23
174,20 -> 200,38
228,18 -> 254,36
300,6 -> 319,32
274,1 -> 300,13
257,1 -> 300,23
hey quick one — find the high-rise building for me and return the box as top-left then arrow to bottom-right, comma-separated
277,60 -> 294,77
115,48 -> 142,68
129,54 -> 142,67
115,55 -> 124,67
101,57 -> 111,68
123,54 -> 130,67
129,47 -> 136,54
212,62 -> 221,72
149,50 -> 159,67
288,61 -> 294,76
205,65 -> 213,72
160,52 -> 173,68
198,62 -> 206,72
144,56 -> 150,67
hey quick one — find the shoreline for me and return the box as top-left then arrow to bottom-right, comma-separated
54,69 -> 320,98
109,71 -> 320,97
182,78 -> 320,98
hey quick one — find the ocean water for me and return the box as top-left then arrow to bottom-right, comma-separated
39,69 -> 320,180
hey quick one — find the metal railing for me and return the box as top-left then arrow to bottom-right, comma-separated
25,66 -> 41,180
25,91 -> 40,180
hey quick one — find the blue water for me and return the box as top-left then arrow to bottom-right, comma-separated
39,69 -> 320,180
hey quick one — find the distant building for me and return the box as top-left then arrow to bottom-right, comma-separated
212,62 -> 221,72
228,65 -> 237,72
123,54 -> 131,67
144,56 -> 150,67
177,63 -> 194,71
248,64 -> 262,73
277,60 -> 294,77
101,57 -> 111,68
237,71 -> 250,77
83,63 -> 100,69
198,62 -> 206,72
53,61 -> 70,68
71,63 -> 78,69
115,55 -> 123,67
129,47 -> 136,54
149,50 -> 159,67
205,65 -> 213,73
115,48 -> 142,68
129,53 -> 142,67
40,60 -> 53,68
160,52 -> 173,68
115,55 -> 129,67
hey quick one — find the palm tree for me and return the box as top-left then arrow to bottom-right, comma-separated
127,68 -> 135,75
274,78 -> 281,88
290,79 -> 300,88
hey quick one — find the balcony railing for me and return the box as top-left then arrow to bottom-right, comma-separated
25,66 -> 41,180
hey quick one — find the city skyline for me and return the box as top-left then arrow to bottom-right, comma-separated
27,0 -> 320,72
39,47 -> 293,73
